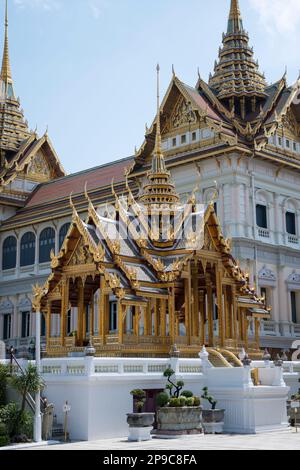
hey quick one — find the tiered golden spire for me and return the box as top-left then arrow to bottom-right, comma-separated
1,0 -> 14,97
209,0 -> 267,117
0,0 -> 29,154
140,65 -> 179,206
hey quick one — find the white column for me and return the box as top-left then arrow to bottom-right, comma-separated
12,301 -> 18,338
34,311 -> 42,443
274,194 -> 281,244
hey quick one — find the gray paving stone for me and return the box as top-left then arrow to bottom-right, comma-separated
29,430 -> 300,451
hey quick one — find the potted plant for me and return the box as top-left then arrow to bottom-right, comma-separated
126,389 -> 155,442
154,368 -> 202,437
201,387 -> 225,434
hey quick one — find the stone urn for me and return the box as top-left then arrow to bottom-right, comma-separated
127,413 -> 155,442
202,409 -> 225,434
155,407 -> 202,437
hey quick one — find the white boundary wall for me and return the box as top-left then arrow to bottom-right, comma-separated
0,356 -> 291,440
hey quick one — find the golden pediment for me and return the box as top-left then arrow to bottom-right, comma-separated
281,109 -> 300,138
166,96 -> 197,132
27,152 -> 51,180
68,239 -> 94,267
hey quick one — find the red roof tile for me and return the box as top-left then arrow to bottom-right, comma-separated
25,157 -> 133,208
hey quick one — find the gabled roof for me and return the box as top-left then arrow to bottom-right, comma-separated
37,191 -> 269,319
131,74 -> 237,173
0,133 -> 65,186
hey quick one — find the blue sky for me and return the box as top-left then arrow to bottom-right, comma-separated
6,0 -> 300,173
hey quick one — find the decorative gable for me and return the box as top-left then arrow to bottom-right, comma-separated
165,95 -> 197,133
67,238 -> 95,267
26,150 -> 52,181
281,109 -> 300,139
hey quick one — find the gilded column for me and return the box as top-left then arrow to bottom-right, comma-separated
78,279 -> 84,346
192,262 -> 199,339
184,271 -> 192,345
46,302 -> 51,350
160,299 -> 166,337
118,301 -> 124,344
232,285 -> 238,346
206,274 -> 214,346
199,291 -> 206,346
216,264 -> 225,346
100,277 -> 107,344
90,296 -> 94,337
154,300 -> 159,336
60,277 -> 69,345
134,306 -> 140,338
168,288 -> 176,343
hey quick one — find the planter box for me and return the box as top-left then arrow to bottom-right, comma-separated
127,413 -> 155,442
202,409 -> 225,434
154,407 -> 202,437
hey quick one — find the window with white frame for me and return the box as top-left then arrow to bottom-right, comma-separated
21,311 -> 30,338
291,291 -> 300,324
256,204 -> 268,229
286,211 -> 297,236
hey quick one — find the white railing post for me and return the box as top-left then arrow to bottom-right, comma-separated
272,356 -> 286,387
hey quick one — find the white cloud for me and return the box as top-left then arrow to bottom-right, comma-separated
249,0 -> 300,34
13,0 -> 61,11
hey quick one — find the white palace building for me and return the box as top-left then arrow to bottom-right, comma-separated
1,0 -> 300,357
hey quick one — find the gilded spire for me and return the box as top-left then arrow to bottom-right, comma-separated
139,65 -> 179,207
209,0 -> 267,114
1,0 -> 13,92
227,0 -> 243,33
151,64 -> 167,174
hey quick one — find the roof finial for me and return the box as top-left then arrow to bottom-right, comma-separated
1,0 -> 13,96
154,63 -> 162,156
227,0 -> 243,34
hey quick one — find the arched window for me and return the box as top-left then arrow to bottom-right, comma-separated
39,228 -> 55,263
59,223 -> 70,249
20,232 -> 36,267
2,236 -> 17,270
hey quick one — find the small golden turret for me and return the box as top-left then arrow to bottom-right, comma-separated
140,65 -> 179,207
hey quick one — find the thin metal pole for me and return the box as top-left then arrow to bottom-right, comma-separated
34,311 -> 42,442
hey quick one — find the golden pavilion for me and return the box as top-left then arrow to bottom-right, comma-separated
32,63 -> 270,360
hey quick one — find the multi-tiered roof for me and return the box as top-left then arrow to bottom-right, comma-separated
209,0 -> 267,118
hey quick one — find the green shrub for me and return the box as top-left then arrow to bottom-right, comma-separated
163,368 -> 185,398
193,396 -> 201,407
201,387 -> 217,410
181,390 -> 193,398
156,392 -> 169,408
169,398 -> 181,408
0,364 -> 9,407
130,389 -> 146,413
0,403 -> 33,440
0,422 -> 9,447
186,397 -> 195,407
179,396 -> 187,406
130,389 -> 146,399
0,403 -> 19,437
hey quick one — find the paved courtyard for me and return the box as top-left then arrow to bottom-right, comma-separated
30,430 -> 300,451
